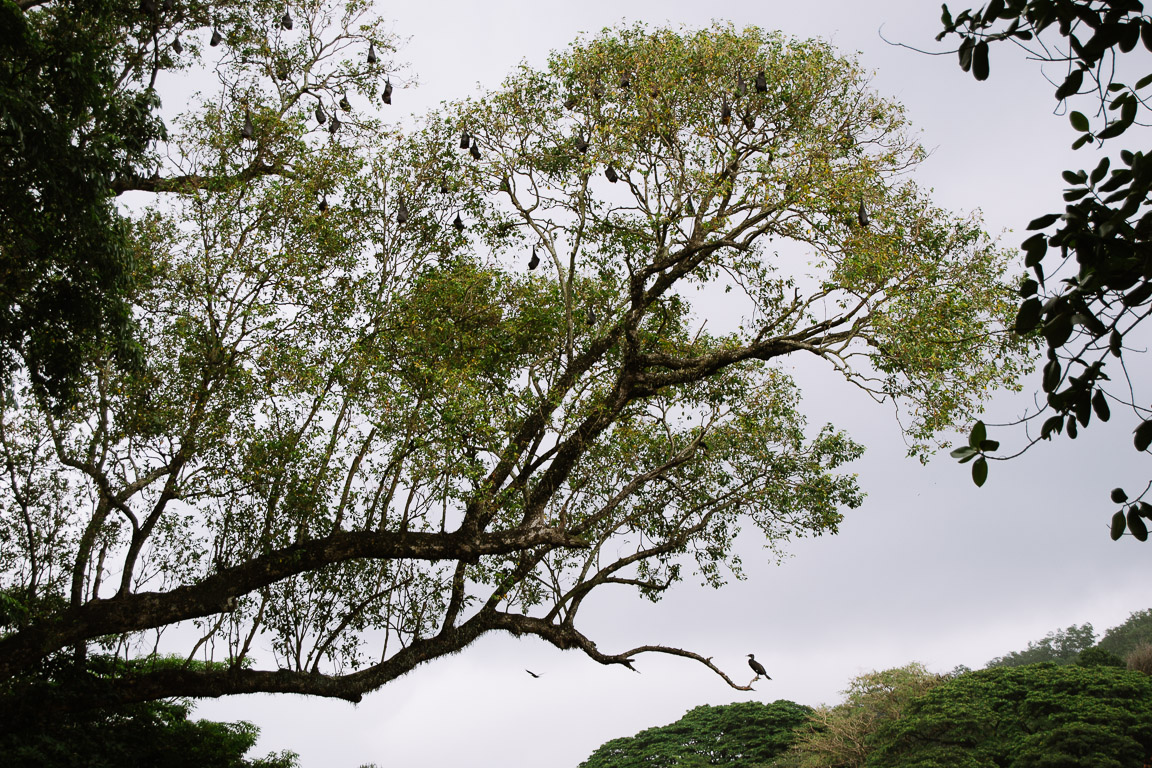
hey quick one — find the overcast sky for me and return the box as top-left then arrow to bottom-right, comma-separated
184,2 -> 1151,766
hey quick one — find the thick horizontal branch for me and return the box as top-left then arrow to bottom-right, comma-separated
0,526 -> 587,682
112,161 -> 290,195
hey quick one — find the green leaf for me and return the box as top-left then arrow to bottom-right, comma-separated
1042,359 -> 1061,392
969,420 -> 987,448
1092,389 -> 1110,421
1134,419 -> 1152,451
973,41 -> 990,81
972,456 -> 988,487
958,37 -> 975,72
1136,72 -> 1152,90
1043,311 -> 1074,348
1055,68 -> 1084,100
1027,213 -> 1061,230
1062,169 -> 1086,185
1015,297 -> 1043,333
979,439 -> 999,452
1111,510 -> 1127,540
1090,156 -> 1110,185
1072,133 -> 1094,150
950,445 -> 978,460
1126,508 -> 1148,541
1019,278 -> 1038,297
1069,111 -> 1090,131
1041,415 -> 1064,439
1111,487 -> 1128,504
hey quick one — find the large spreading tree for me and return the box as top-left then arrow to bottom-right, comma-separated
0,0 -> 1027,715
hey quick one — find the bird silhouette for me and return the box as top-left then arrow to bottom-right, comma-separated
525,670 -> 541,678
747,654 -> 770,680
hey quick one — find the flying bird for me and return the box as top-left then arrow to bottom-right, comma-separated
747,654 -> 770,680
525,670 -> 541,678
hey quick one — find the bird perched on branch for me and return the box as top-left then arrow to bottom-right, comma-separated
747,654 -> 770,680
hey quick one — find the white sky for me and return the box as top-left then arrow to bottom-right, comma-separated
185,1 -> 1151,766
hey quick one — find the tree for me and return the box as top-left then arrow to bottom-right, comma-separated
1097,607 -> 1152,658
868,664 -> 1152,768
1,0 -> 171,408
1076,645 -> 1126,667
0,655 -> 297,768
933,0 -> 1152,541
985,622 -> 1097,667
0,8 -> 1026,715
778,663 -> 945,768
578,700 -> 811,768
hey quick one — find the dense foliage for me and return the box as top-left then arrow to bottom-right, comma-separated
776,663 -> 944,768
936,1 -> 1152,540
0,0 -> 1026,713
870,664 -> 1152,768
579,700 -> 811,768
0,655 -> 295,768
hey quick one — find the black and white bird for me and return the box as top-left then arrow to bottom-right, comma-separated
747,653 -> 770,680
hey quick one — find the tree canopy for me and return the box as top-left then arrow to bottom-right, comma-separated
0,2 -> 1026,714
934,0 -> 1152,540
985,622 -> 1097,668
579,700 -> 811,768
869,664 -> 1152,768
